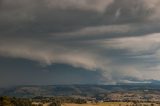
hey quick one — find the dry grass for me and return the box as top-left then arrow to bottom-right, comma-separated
62,102 -> 134,106
33,102 -> 159,106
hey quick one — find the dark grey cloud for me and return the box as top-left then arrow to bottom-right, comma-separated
0,0 -> 160,85
0,57 -> 102,86
0,0 -> 155,34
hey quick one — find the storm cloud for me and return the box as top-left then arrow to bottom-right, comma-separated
0,0 -> 160,85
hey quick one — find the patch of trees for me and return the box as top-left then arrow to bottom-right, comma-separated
33,96 -> 87,104
51,97 -> 87,104
0,96 -> 87,106
0,96 -> 14,106
0,96 -> 32,106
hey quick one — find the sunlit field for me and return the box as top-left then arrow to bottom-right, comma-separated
62,102 -> 133,106
62,102 -> 159,106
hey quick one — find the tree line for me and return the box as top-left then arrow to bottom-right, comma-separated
0,96 -> 87,106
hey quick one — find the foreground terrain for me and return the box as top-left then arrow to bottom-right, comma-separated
62,102 -> 160,106
1,84 -> 160,106
1,84 -> 160,101
1,96 -> 160,106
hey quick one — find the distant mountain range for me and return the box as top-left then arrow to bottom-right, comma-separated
1,83 -> 160,98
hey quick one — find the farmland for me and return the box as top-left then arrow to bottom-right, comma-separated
62,102 -> 160,106
1,85 -> 160,106
63,102 -> 133,106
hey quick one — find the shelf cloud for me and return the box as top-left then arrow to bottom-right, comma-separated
0,0 -> 160,85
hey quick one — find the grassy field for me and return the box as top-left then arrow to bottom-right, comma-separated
32,102 -> 160,106
62,102 -> 160,106
62,102 -> 134,106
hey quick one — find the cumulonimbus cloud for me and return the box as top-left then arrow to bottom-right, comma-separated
0,38 -> 110,71
1,32 -> 160,83
1,0 -> 160,84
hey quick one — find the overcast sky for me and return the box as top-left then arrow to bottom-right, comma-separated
0,0 -> 160,86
